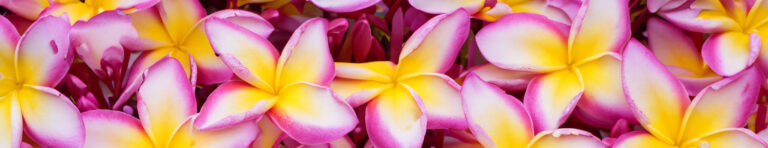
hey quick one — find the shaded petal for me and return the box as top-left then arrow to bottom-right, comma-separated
365,85 -> 427,148
459,63 -> 536,92
701,32 -> 759,76
330,78 -> 390,107
38,2 -> 94,23
0,16 -> 19,96
622,39 -> 689,144
461,73 -> 533,148
269,82 -> 358,145
661,7 -> 740,33
527,128 -> 605,148
81,110 -> 153,148
70,10 -> 137,77
17,86 -> 84,147
158,0 -> 206,42
569,0 -> 630,63
334,61 -> 395,82
205,17 -> 278,91
0,0 -> 48,20
136,57 -> 197,148
115,48 -> 175,109
475,13 -> 569,73
397,9 -> 470,75
0,93 -> 21,148
252,117 -> 285,148
524,69 -> 583,132
400,73 -> 466,129
575,55 -> 634,128
309,0 -> 379,12
612,132 -> 675,148
646,17 -> 706,74
195,81 -> 275,131
680,66 -> 762,141
276,18 -> 334,88
408,0 -> 485,14
169,115 -> 259,148
681,128 -> 768,148
127,7 -> 174,50
91,0 -> 159,11
16,15 -> 72,87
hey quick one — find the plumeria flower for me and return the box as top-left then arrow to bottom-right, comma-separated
408,0 -> 575,22
112,1 -> 275,109
0,0 -> 50,20
40,0 -> 159,23
461,73 -> 605,148
646,16 -> 721,95
81,57 -> 258,147
613,40 -> 768,147
195,17 -> 358,145
330,9 -> 469,147
653,0 -> 768,76
0,15 -> 85,147
475,0 -> 633,129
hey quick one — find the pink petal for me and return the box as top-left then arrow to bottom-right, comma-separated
575,55 -> 635,129
276,18 -> 335,88
524,69 -> 583,133
308,0 -> 380,13
475,13 -> 570,72
168,115 -> 260,147
365,85 -> 427,147
157,0 -> 206,42
399,73 -> 466,129
0,0 -> 47,20
268,82 -> 358,145
205,17 -> 279,91
0,93 -> 21,148
527,128 -> 606,147
569,0 -> 630,63
195,81 -> 275,131
70,10 -> 138,79
408,0 -> 485,14
679,66 -> 763,141
461,73 -> 534,147
15,15 -> 72,87
622,39 -> 690,144
701,32 -> 760,76
680,128 -> 768,147
459,63 -> 536,91
397,9 -> 470,76
136,57 -> 197,147
17,86 -> 84,147
81,110 -> 153,147
612,131 -> 674,147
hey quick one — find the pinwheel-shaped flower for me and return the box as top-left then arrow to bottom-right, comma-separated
475,0 -> 632,129
646,16 -> 721,95
112,0 -> 275,109
195,18 -> 358,145
82,57 -> 258,148
330,9 -> 469,147
461,73 -> 605,148
657,0 -> 768,76
40,0 -> 159,23
0,15 -> 84,147
613,40 -> 768,147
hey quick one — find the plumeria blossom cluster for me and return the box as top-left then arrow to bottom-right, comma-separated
3,0 -> 768,147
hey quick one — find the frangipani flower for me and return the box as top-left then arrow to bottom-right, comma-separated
113,1 -> 275,109
613,40 -> 768,147
655,0 -> 768,76
195,18 -> 358,145
0,15 -> 85,147
0,0 -> 50,20
40,0 -> 159,23
408,0 -> 574,22
81,57 -> 258,147
646,16 -> 721,95
461,73 -> 605,148
330,9 -> 469,147
475,0 -> 633,129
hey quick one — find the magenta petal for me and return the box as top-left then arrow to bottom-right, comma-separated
18,86 -> 84,148
308,0 -> 380,12
70,10 -> 138,79
15,15 -> 72,87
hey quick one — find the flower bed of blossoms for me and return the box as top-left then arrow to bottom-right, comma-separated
1,0 -> 768,147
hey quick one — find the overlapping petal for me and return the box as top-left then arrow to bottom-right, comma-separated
168,115 -> 259,148
680,128 -> 768,147
0,94 -> 21,148
399,73 -> 465,129
82,110 -> 153,148
397,9 -> 469,76
408,0 -> 485,14
195,81 -> 275,131
701,32 -> 759,76
524,69 -> 583,132
613,132 -> 674,148
526,129 -> 605,148
17,86 -> 84,147
69,10 -> 138,78
365,85 -> 427,148
576,55 -> 634,128
622,39 -> 690,144
309,0 -> 380,13
15,15 -> 72,87
276,18 -> 334,88
476,13 -> 569,72
568,0 -> 629,63
458,63 -> 536,91
461,73 -> 533,148
157,0 -> 206,42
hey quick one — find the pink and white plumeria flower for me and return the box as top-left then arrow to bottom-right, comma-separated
329,9 -> 470,147
81,57 -> 258,147
461,73 -> 605,148
195,17 -> 358,145
475,0 -> 633,129
613,40 -> 768,147
0,15 -> 84,147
